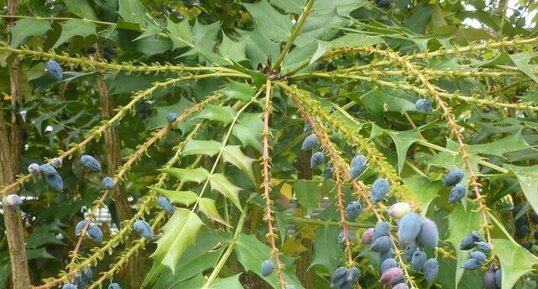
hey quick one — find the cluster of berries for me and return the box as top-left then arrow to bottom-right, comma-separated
460,231 -> 491,270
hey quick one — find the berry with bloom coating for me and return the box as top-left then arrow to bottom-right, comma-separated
380,249 -> 395,264
301,134 -> 317,151
46,173 -> 63,192
331,267 -> 348,288
404,243 -> 418,261
4,194 -> 22,211
361,228 -> 374,244
51,157 -> 62,168
75,220 -> 87,236
495,268 -> 502,288
87,224 -> 103,243
350,155 -> 367,178
392,284 -> 409,289
346,201 -> 362,220
415,98 -> 432,112
133,220 -> 153,239
417,218 -> 439,249
167,112 -> 177,123
40,163 -> 57,175
483,270 -> 496,289
387,202 -> 411,219
380,267 -> 403,284
460,231 -> 481,250
470,251 -> 486,262
411,249 -> 427,271
310,152 -> 325,168
81,155 -> 102,171
303,122 -> 312,132
380,258 -> 397,273
462,258 -> 483,270
46,60 -> 63,80
28,163 -> 40,175
108,283 -> 121,289
158,196 -> 175,214
444,168 -> 464,186
423,258 -> 439,282
371,236 -> 392,253
102,177 -> 115,190
397,213 -> 423,245
62,284 -> 77,289
474,241 -> 491,253
346,266 -> 360,283
324,163 -> 333,179
261,260 -> 274,277
370,178 -> 390,203
373,222 -> 390,241
448,184 -> 466,204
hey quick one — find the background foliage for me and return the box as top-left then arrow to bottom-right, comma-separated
1,0 -> 538,288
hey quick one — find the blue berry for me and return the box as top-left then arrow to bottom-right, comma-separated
373,221 -> 390,241
379,248 -> 395,264
87,224 -> 103,243
411,249 -> 427,271
346,266 -> 360,283
46,173 -> 63,192
460,231 -> 481,250
380,258 -> 397,273
158,196 -> 175,214
474,241 -> 491,253
102,177 -> 115,190
108,283 -> 121,289
346,201 -> 362,220
261,260 -> 274,277
28,163 -> 41,175
166,112 -> 177,123
350,155 -> 367,178
133,220 -> 153,239
415,98 -> 432,112
310,151 -> 325,168
448,184 -> 466,204
494,268 -> 502,288
324,163 -> 333,179
4,194 -> 22,211
301,134 -> 318,151
462,258 -> 483,270
62,284 -> 77,289
444,168 -> 464,186
404,243 -> 418,261
470,251 -> 486,262
39,163 -> 57,175
337,231 -> 352,245
417,218 -> 438,249
81,155 -> 102,171
51,157 -> 62,168
371,236 -> 392,253
376,0 -> 392,8
46,60 -> 63,80
397,213 -> 423,245
370,178 -> 390,203
303,122 -> 312,132
75,220 -> 87,236
517,225 -> 530,238
422,258 -> 439,282
331,267 -> 347,288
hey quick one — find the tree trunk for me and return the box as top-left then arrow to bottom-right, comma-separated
96,73 -> 145,288
1,1 -> 32,288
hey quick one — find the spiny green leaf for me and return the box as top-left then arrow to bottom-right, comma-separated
150,187 -> 198,206
118,0 -> 147,26
209,174 -> 243,212
10,19 -> 52,48
219,34 -> 247,63
161,167 -> 210,183
232,113 -> 263,153
151,208 -> 204,273
195,105 -> 236,124
508,53 -> 538,83
403,175 -> 440,213
243,0 -> 292,42
218,80 -> 256,102
504,164 -> 538,214
63,0 -> 97,20
311,34 -> 384,64
165,18 -> 193,49
309,226 -> 340,273
222,145 -> 256,181
53,20 -> 97,49
199,198 -> 230,227
183,140 -> 221,156
493,238 -> 538,289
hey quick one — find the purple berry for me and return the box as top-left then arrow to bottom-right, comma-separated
370,178 -> 390,203
423,258 -> 439,282
350,154 -> 367,178
417,218 -> 439,249
444,168 -> 464,186
301,134 -> 317,151
261,260 -> 274,277
373,222 -> 390,241
397,213 -> 423,245
81,155 -> 102,171
361,228 -> 374,244
40,163 -> 57,175
371,236 -> 392,253
51,157 -> 62,168
483,270 -> 496,289
133,220 -> 153,239
310,152 -> 325,169
4,194 -> 22,211
46,60 -> 63,80
380,267 -> 403,284
380,258 -> 398,273
448,184 -> 466,204
392,284 -> 409,289
102,177 -> 115,190
28,163 -> 41,175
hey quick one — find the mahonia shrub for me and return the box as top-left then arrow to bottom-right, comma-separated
1,0 -> 538,289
